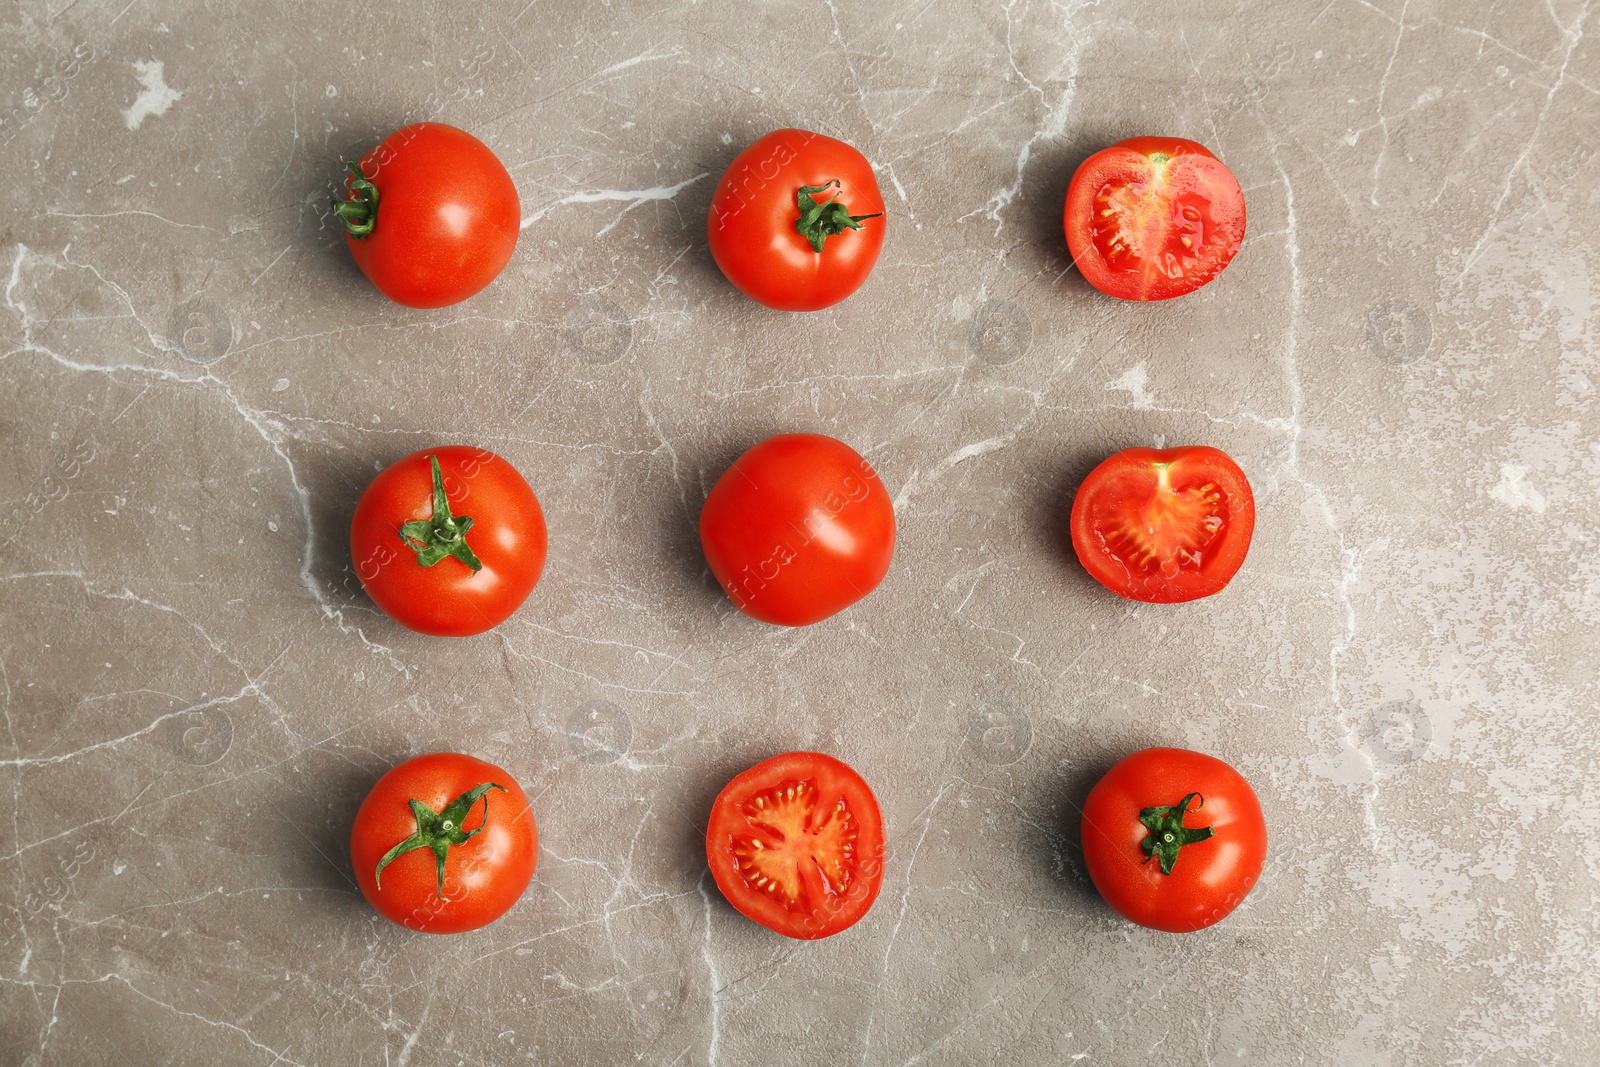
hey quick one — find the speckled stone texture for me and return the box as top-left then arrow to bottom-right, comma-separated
1,0 -> 1596,1063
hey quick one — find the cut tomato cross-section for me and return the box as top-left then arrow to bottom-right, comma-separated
1070,446 -> 1255,603
706,751 -> 885,940
1065,137 -> 1246,301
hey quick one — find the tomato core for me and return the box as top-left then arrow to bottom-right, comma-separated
1089,171 -> 1219,285
1100,465 -> 1230,577
727,776 -> 860,912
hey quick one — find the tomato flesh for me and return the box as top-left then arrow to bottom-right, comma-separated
1070,446 -> 1254,603
1065,137 -> 1245,300
706,752 -> 885,940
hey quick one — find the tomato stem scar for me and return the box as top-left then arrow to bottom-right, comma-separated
374,782 -> 505,899
1138,792 -> 1214,875
331,158 -> 380,239
398,455 -> 484,572
793,179 -> 882,253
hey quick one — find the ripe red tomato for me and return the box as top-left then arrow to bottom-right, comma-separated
1064,137 -> 1245,300
333,123 -> 520,308
350,752 -> 537,934
1080,747 -> 1266,933
706,751 -> 886,940
1070,446 -> 1254,603
699,433 -> 895,626
707,129 -> 886,311
350,446 -> 547,636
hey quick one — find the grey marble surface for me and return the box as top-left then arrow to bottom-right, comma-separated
2,0 -> 1597,1063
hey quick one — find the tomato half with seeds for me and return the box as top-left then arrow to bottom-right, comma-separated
1070,446 -> 1254,603
706,752 -> 886,940
350,446 -> 547,636
707,128 -> 886,311
351,752 -> 538,934
699,433 -> 896,626
1064,137 -> 1245,300
332,122 -> 520,308
1080,747 -> 1266,933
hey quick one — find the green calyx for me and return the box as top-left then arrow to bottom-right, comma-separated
794,179 -> 882,253
1138,792 -> 1214,875
330,158 -> 379,239
374,782 -> 506,899
398,455 -> 483,572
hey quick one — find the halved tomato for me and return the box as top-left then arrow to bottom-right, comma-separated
1064,137 -> 1245,300
705,752 -> 886,940
1070,446 -> 1255,603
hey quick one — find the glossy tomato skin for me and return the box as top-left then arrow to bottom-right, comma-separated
1070,445 -> 1255,604
699,434 -> 895,626
350,753 -> 537,934
1064,137 -> 1245,301
343,123 -> 520,308
706,751 -> 886,940
350,446 -> 547,636
707,129 -> 886,311
1081,747 -> 1266,933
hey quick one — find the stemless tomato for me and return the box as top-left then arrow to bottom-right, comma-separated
707,128 -> 886,311
350,446 -> 547,636
350,752 -> 537,934
1064,137 -> 1245,300
699,433 -> 895,626
1080,747 -> 1266,933
333,123 -> 520,308
706,751 -> 886,940
1070,446 -> 1254,603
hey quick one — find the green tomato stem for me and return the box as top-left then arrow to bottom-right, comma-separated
397,455 -> 484,572
331,158 -> 379,239
374,782 -> 506,900
1138,792 -> 1214,875
794,179 -> 882,254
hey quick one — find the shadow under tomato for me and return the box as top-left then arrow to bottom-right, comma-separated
661,430 -> 772,621
303,444 -> 427,627
1035,442 -> 1120,599
664,751 -> 769,924
253,755 -> 375,911
1048,750 -> 1125,910
1022,128 -> 1114,298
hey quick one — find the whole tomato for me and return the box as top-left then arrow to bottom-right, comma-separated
1080,747 -> 1267,932
699,433 -> 895,626
350,753 -> 537,934
707,129 -> 885,311
1064,136 -> 1245,301
333,123 -> 520,308
350,446 -> 547,637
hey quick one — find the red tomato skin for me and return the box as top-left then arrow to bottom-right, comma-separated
350,753 -> 537,934
705,751 -> 887,940
350,446 -> 547,637
699,434 -> 895,626
707,129 -> 886,311
1063,136 -> 1245,301
1069,445 -> 1255,604
343,123 -> 520,309
1080,748 -> 1266,933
